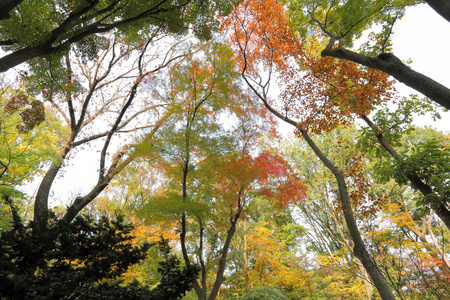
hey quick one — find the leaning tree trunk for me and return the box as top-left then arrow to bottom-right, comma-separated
426,0 -> 450,23
299,129 -> 396,300
321,42 -> 450,110
361,114 -> 450,230
240,53 -> 396,300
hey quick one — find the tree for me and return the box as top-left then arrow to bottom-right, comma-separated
5,26 -> 232,233
0,0 -> 235,72
0,207 -> 153,299
281,126 -> 391,300
359,96 -> 450,229
0,84 -> 67,230
0,86 -> 66,187
125,41 -> 250,300
282,124 -> 450,299
0,209 -> 201,299
119,40 -> 307,299
223,214 -> 309,299
25,34 -> 177,230
225,0 -> 450,230
1,0 -> 241,235
286,0 -> 450,110
224,0 -> 396,298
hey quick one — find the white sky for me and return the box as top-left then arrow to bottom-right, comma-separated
390,3 -> 450,130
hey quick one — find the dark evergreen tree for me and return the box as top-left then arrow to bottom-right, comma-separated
0,202 -> 199,299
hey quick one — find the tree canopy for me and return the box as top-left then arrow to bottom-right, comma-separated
0,0 -> 449,299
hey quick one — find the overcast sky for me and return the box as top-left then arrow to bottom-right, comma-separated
390,3 -> 450,130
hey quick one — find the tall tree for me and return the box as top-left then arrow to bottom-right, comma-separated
134,41 -> 250,300
0,0 -> 235,72
360,96 -> 450,229
223,0 -> 397,298
5,28 -> 221,233
281,126 -> 387,300
130,42 -> 306,299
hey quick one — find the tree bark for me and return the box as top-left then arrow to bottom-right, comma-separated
355,257 -> 376,300
426,0 -> 450,23
321,46 -> 450,110
208,213 -> 240,300
34,141 -> 72,227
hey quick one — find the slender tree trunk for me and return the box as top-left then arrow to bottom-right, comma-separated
300,129 -> 395,300
361,114 -> 450,230
321,45 -> 450,110
240,53 -> 395,299
243,222 -> 251,294
355,257 -> 376,300
208,213 -> 240,300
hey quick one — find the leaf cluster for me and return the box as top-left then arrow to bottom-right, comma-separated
377,137 -> 450,207
358,95 -> 442,157
287,0 -> 421,49
0,90 -> 66,189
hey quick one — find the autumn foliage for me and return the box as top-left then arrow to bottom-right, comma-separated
215,151 -> 305,209
223,0 -> 395,134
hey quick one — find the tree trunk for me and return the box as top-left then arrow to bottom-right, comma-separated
321,46 -> 450,110
34,141 -> 73,228
241,54 -> 395,300
208,214 -> 240,300
361,114 -> 450,230
426,0 -> 450,23
355,257 -> 376,300
300,129 -> 395,300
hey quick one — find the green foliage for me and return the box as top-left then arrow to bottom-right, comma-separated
358,97 -> 450,210
151,240 -> 201,300
0,209 -> 199,300
0,0 -> 239,71
358,95 -> 443,157
288,0 -> 422,50
0,0 -> 225,49
0,89 -> 66,189
377,135 -> 450,207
